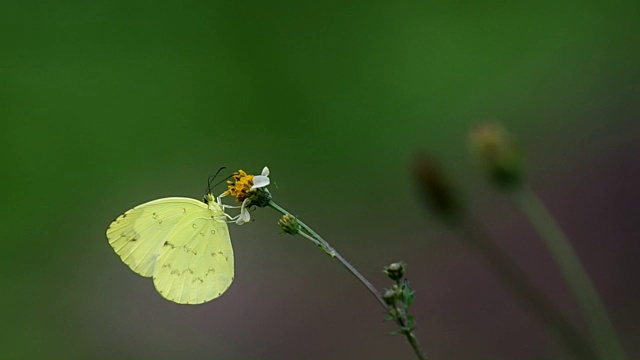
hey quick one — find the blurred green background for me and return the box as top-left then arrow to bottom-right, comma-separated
1,1 -> 638,359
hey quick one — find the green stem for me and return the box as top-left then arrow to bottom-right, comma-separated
268,200 -> 428,360
511,185 -> 627,360
458,218 -> 596,359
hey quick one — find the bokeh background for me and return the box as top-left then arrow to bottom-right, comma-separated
1,1 -> 638,359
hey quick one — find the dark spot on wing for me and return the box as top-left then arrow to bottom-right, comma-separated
152,212 -> 162,224
183,245 -> 197,255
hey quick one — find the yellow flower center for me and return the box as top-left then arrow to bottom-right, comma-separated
226,169 -> 255,202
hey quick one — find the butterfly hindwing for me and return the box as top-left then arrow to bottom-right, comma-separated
152,208 -> 234,304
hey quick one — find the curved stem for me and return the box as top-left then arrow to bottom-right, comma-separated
511,185 -> 627,360
268,200 -> 428,360
297,231 -> 387,310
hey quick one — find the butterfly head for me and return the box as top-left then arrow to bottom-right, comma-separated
203,193 -> 215,204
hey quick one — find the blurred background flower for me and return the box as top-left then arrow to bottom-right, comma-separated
0,1 -> 638,359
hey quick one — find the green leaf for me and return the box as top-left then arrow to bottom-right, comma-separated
401,280 -> 416,307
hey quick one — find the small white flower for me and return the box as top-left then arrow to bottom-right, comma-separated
251,166 -> 270,190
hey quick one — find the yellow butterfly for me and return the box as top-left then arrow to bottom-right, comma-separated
106,193 -> 233,304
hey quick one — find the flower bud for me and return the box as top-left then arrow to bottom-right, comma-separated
384,262 -> 406,281
413,152 -> 462,223
470,123 -> 524,189
278,214 -> 300,235
383,287 -> 399,306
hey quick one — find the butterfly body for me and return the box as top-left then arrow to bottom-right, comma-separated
106,196 -> 234,304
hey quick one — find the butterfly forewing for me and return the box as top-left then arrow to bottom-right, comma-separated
107,198 -> 209,276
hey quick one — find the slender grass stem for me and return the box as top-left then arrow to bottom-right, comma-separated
268,200 -> 427,360
511,185 -> 627,360
457,217 -> 596,359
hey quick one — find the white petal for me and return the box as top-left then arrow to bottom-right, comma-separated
251,175 -> 270,189
261,166 -> 270,176
237,211 -> 251,225
237,199 -> 251,225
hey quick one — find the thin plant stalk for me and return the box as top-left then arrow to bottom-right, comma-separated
511,185 -> 627,360
458,217 -> 596,360
268,200 -> 427,360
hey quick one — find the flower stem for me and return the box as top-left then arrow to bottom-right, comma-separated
268,200 -> 428,360
457,217 -> 596,359
510,185 -> 627,360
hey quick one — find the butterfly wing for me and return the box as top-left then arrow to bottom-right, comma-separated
106,198 -> 212,277
152,203 -> 234,304
107,197 -> 234,304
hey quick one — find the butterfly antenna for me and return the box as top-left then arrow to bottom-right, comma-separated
212,174 -> 234,190
206,167 -> 227,195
